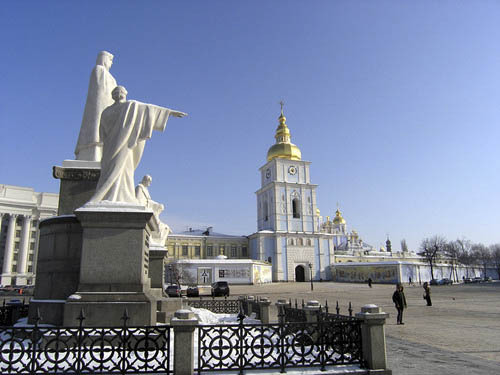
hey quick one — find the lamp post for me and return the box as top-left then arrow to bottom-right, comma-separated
308,263 -> 313,291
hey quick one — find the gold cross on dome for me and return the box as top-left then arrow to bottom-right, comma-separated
279,100 -> 285,115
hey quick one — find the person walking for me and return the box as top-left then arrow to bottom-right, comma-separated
423,282 -> 432,306
368,278 -> 373,288
392,283 -> 407,324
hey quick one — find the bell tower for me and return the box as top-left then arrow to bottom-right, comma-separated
250,105 -> 331,282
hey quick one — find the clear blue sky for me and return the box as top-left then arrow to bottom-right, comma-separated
1,1 -> 499,251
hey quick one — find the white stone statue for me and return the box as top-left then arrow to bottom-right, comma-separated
88,85 -> 187,203
75,51 -> 117,161
135,175 -> 171,244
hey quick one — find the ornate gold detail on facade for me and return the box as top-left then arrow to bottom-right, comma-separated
266,104 -> 302,162
333,208 -> 346,225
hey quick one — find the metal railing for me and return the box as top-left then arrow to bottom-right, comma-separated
196,310 -> 363,373
0,310 -> 172,374
0,300 -> 29,326
187,297 -> 242,314
283,299 -> 355,323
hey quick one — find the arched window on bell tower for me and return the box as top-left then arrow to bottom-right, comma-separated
263,200 -> 269,221
292,198 -> 300,218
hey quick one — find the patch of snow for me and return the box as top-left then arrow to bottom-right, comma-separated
190,307 -> 261,324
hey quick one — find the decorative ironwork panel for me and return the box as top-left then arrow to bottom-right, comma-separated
196,320 -> 363,373
283,306 -> 306,323
187,299 -> 241,314
320,320 -> 363,366
0,325 -> 172,374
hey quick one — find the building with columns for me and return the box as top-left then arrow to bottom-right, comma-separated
165,227 -> 248,260
0,184 -> 58,286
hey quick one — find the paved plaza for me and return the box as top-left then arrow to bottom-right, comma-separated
231,281 -> 500,375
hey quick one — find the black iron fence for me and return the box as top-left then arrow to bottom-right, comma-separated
197,312 -> 363,373
187,297 -> 242,314
0,300 -> 365,375
0,300 -> 29,326
0,311 -> 172,374
283,299 -> 355,323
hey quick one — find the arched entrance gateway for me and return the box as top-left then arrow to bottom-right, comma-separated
295,265 -> 305,282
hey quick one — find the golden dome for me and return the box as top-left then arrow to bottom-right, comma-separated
266,108 -> 302,162
333,208 -> 346,225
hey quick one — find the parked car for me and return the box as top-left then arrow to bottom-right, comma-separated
166,285 -> 182,297
484,276 -> 492,282
438,278 -> 453,285
464,278 -> 472,284
429,279 -> 438,286
211,281 -> 230,297
472,277 -> 482,283
186,286 -> 200,297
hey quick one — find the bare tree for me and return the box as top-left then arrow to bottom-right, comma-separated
419,235 -> 447,280
471,243 -> 491,278
165,263 -> 197,286
400,239 -> 408,253
444,240 -> 461,282
456,238 -> 473,278
489,244 -> 500,279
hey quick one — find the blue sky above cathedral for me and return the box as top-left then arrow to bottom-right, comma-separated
1,1 -> 499,250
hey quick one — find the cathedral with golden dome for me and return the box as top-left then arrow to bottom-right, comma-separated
248,106 -> 381,282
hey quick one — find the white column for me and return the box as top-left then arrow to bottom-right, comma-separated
2,214 -> 18,275
17,215 -> 32,275
0,213 -> 4,240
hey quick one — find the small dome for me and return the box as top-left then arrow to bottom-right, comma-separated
333,208 -> 346,225
266,108 -> 302,162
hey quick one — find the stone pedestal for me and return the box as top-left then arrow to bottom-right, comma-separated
304,300 -> 321,324
64,206 -> 157,326
149,245 -> 168,299
53,160 -> 100,215
171,309 -> 198,375
258,297 -> 272,324
28,216 -> 82,325
355,304 -> 390,372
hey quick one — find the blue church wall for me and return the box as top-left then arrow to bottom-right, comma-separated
278,215 -> 287,231
304,217 -> 313,232
263,237 -> 275,265
314,238 -> 321,280
321,238 -> 331,269
291,219 -> 302,232
281,237 -> 288,280
249,238 -> 258,259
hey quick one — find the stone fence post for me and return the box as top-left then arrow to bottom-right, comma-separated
304,300 -> 321,324
171,309 -> 198,375
258,297 -> 271,324
355,304 -> 391,373
275,299 -> 288,323
246,295 -> 255,316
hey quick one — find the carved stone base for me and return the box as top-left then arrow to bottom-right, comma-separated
53,160 -> 100,215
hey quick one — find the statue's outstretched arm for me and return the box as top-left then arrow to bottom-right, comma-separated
169,110 -> 187,118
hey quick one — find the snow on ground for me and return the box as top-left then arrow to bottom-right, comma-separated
191,307 -> 261,325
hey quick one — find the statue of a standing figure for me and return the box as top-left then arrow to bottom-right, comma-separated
88,85 -> 186,203
75,51 -> 117,161
135,175 -> 171,244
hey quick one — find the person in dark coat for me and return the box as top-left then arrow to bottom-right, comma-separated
423,282 -> 432,306
392,283 -> 407,324
368,278 -> 373,288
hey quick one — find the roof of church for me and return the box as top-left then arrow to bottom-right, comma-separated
266,106 -> 302,162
